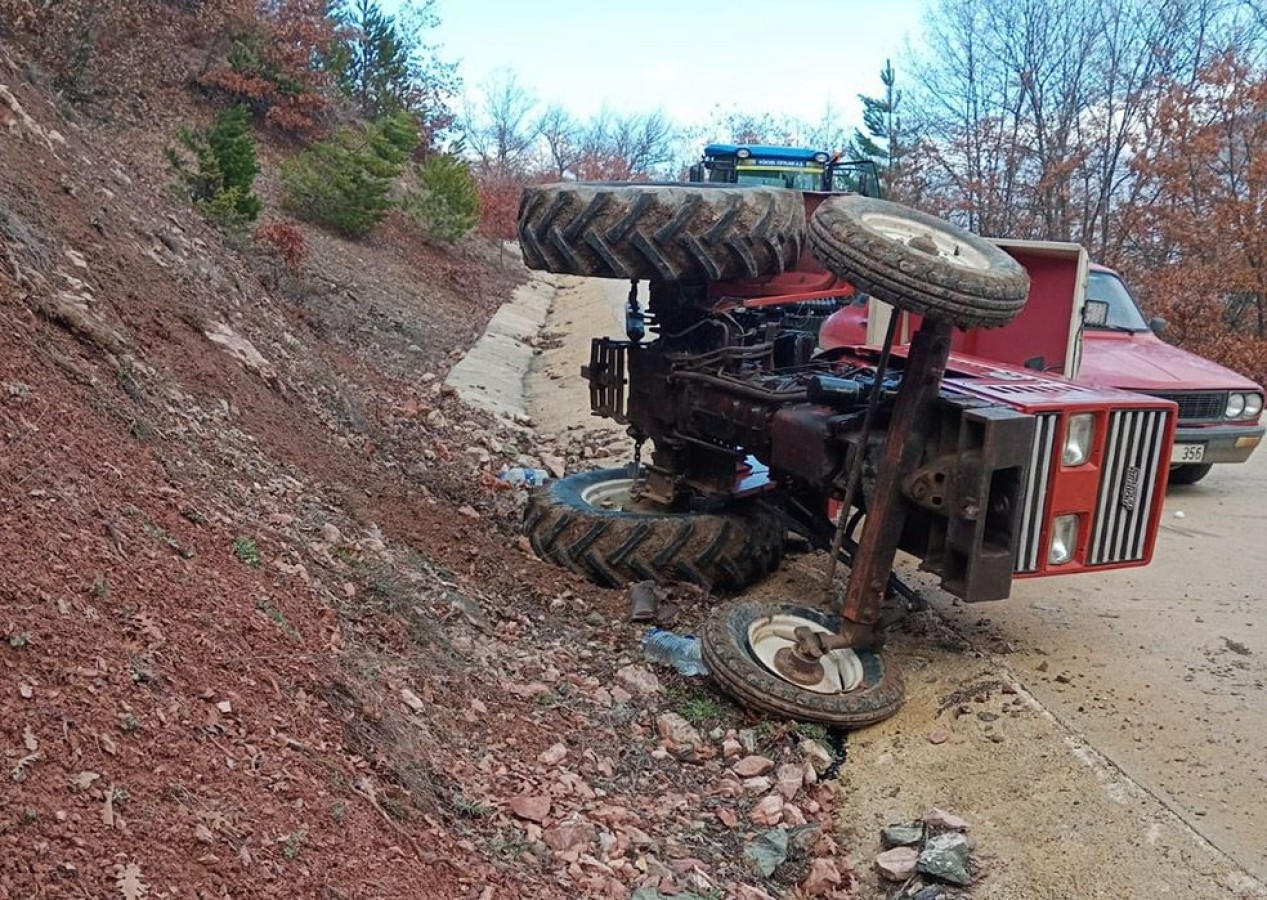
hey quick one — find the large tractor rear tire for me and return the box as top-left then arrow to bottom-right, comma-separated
808,195 -> 1030,329
518,183 -> 805,282
524,466 -> 784,591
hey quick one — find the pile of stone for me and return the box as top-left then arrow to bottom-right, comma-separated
874,808 -> 973,897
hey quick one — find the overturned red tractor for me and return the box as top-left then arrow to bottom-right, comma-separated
516,177 -> 1175,727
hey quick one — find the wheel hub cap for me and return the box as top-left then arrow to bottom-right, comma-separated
859,211 -> 991,272
747,613 -> 864,694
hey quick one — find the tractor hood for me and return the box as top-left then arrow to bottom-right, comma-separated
1079,331 -> 1261,392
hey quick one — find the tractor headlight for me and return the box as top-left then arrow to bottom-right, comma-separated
736,148 -> 751,159
813,152 -> 829,163
1062,413 -> 1095,466
1226,392 -> 1247,418
1245,393 -> 1264,418
1048,514 -> 1079,566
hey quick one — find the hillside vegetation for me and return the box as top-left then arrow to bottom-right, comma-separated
0,7 -> 863,899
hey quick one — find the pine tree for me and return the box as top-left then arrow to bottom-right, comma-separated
281,111 -> 419,237
853,60 -> 905,190
332,0 -> 415,118
166,106 -> 262,228
401,155 -> 480,243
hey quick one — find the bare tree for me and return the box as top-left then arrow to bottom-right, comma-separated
609,109 -> 677,177
574,107 -> 677,180
463,69 -> 539,176
906,0 -> 1267,250
537,103 -> 581,178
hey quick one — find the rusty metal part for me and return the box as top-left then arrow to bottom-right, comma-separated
902,405 -> 1035,601
668,369 -> 808,404
772,646 -> 829,686
789,619 -> 882,656
823,311 -> 901,594
839,316 -> 955,633
629,580 -> 658,623
747,613 -> 866,693
582,338 -> 630,424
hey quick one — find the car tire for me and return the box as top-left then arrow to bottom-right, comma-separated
808,195 -> 1030,329
523,466 -> 784,590
518,183 -> 805,282
1169,463 -> 1212,485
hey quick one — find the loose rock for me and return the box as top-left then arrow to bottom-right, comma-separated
538,742 -> 568,766
775,763 -> 804,800
656,712 -> 703,758
918,831 -> 972,886
881,823 -> 925,847
799,738 -> 834,775
742,828 -> 788,877
749,794 -> 783,827
876,846 -> 919,881
615,664 -> 661,696
508,794 -> 551,823
923,807 -> 970,831
732,755 -> 775,777
801,857 -> 843,896
543,816 -> 597,853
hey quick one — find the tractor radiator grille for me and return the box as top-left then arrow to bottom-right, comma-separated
1089,408 -> 1169,565
1015,414 -> 1058,573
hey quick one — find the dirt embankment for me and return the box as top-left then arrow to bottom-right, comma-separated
0,53 -> 853,900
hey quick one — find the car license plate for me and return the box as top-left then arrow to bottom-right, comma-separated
1171,443 -> 1205,463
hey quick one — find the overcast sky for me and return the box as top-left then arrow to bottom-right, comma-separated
426,0 -> 926,131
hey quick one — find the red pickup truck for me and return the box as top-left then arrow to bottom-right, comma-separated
820,256 -> 1265,485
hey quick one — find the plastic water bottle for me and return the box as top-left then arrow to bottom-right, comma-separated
499,467 -> 549,487
642,628 -> 710,677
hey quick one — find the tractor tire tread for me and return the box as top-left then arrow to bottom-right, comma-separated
518,183 -> 805,282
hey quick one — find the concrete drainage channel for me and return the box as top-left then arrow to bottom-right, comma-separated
445,271 -> 555,423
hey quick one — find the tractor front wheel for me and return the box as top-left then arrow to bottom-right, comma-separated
808,195 -> 1030,330
700,599 -> 906,728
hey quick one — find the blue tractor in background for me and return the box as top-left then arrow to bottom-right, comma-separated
688,143 -> 884,197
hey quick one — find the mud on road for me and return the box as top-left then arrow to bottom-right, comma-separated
522,274 -> 1267,899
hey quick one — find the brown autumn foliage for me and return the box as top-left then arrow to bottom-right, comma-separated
200,0 -> 336,135
254,221 -> 309,270
476,175 -> 525,244
0,0 -> 252,101
1119,54 -> 1267,386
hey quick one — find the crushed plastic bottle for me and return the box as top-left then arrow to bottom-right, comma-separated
499,467 -> 549,487
642,627 -> 710,677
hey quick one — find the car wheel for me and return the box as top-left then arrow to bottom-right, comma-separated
1169,463 -> 1212,485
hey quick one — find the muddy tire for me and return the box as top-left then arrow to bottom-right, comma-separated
518,183 -> 805,282
1169,463 -> 1212,485
523,467 -> 784,590
700,600 -> 905,728
808,195 -> 1029,329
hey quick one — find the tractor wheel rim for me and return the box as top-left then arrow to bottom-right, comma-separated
746,612 -> 864,695
580,478 -> 637,510
858,211 -> 992,271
